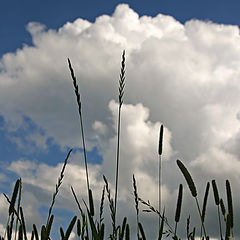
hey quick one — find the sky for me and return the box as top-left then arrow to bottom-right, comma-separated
1,1 -> 240,239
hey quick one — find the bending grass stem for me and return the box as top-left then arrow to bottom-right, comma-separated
195,197 -> 207,238
217,206 -> 223,240
68,58 -> 90,197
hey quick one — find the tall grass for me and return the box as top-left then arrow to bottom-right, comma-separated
0,52 -> 238,240
114,50 -> 126,239
158,124 -> 164,234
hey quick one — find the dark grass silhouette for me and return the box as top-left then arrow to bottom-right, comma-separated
0,51 -> 236,240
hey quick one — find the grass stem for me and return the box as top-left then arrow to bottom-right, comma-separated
68,58 -> 90,197
114,50 -> 126,238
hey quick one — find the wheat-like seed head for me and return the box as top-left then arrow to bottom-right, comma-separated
119,50 -> 125,107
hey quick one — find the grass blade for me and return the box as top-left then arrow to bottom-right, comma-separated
18,224 -> 23,240
225,214 -> 231,240
220,198 -> 226,221
99,185 -> 105,225
41,225 -> 47,240
120,217 -> 127,239
60,227 -> 64,239
89,189 -> 95,217
138,222 -> 146,240
33,224 -> 39,240
212,180 -> 223,239
77,219 -> 81,237
71,186 -> 84,216
9,179 -> 20,216
64,216 -> 77,240
226,180 -> 234,231
20,207 -> 27,240
201,182 -> 210,239
46,214 -> 54,239
202,182 -> 210,222
125,224 -> 130,240
83,200 -> 98,239
15,178 -> 22,240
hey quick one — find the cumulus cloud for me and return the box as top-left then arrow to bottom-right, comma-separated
1,3 -> 240,238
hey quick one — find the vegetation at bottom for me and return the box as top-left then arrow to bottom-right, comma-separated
0,51 -> 236,239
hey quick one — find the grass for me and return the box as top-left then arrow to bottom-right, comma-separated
0,51 -> 237,239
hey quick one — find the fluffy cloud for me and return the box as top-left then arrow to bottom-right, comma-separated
1,3 -> 240,239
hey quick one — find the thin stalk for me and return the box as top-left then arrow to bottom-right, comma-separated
158,125 -> 164,231
14,178 -> 22,240
158,155 -> 162,229
79,105 -> 90,193
46,149 -> 72,225
114,50 -> 126,238
133,175 -> 139,239
201,182 -> 210,238
68,58 -> 90,197
212,180 -> 223,239
195,197 -> 207,238
158,154 -> 161,231
217,206 -> 223,240
114,104 -> 122,212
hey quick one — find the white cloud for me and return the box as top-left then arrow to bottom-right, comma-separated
1,3 -> 240,238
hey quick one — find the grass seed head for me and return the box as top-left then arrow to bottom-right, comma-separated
176,160 -> 197,198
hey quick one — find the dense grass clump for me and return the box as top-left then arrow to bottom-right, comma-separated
0,52 -> 237,240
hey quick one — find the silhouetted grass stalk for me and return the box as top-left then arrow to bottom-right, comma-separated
226,180 -> 234,238
132,175 -> 140,239
14,178 -> 22,240
3,51 -> 240,240
68,58 -> 90,197
212,180 -> 223,240
158,124 -> 164,232
46,149 -> 72,226
114,50 -> 126,238
174,184 -> 183,237
201,182 -> 210,239
176,159 -> 208,239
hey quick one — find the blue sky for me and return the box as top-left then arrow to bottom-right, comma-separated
2,0 -> 240,56
2,1 -> 240,239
